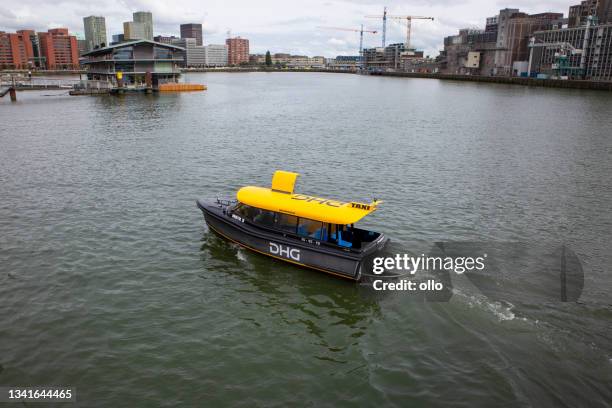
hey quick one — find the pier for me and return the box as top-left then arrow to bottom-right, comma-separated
0,76 -> 113,100
0,73 -> 205,100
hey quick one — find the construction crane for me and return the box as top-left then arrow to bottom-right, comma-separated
365,13 -> 434,49
318,25 -> 378,67
319,24 -> 378,69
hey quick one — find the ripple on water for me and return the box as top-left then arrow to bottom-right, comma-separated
1,73 -> 612,406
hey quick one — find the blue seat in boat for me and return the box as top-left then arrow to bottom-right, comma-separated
332,231 -> 352,248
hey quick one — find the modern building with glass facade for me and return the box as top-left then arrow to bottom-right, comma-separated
123,22 -> 146,41
83,16 -> 107,51
180,24 -> 203,46
133,11 -> 153,41
171,38 -> 206,67
203,44 -> 228,66
82,40 -> 184,87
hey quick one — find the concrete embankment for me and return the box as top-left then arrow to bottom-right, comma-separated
369,72 -> 612,91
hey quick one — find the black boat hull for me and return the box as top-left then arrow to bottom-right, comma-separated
197,199 -> 387,281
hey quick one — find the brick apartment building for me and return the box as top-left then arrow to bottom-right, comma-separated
36,28 -> 79,70
0,30 -> 36,69
226,37 -> 249,65
0,28 -> 78,70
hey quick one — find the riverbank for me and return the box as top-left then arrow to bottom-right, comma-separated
0,69 -> 85,76
181,67 -> 354,74
3,68 -> 611,91
369,71 -> 612,91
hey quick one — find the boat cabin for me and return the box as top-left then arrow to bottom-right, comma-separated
231,171 -> 383,250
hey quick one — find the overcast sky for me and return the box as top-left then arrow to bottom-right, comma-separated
0,0 -> 576,57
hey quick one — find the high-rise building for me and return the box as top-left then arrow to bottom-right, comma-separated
37,28 -> 79,70
569,0 -> 612,26
123,22 -> 146,41
0,30 -> 34,69
203,44 -> 228,66
83,16 -> 107,51
133,11 -> 153,40
226,37 -> 249,65
180,23 -> 203,46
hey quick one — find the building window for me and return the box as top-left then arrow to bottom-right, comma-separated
113,46 -> 133,60
154,46 -> 173,59
114,62 -> 134,72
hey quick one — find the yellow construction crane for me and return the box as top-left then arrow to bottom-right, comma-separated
365,14 -> 434,49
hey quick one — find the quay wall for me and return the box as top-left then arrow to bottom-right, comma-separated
368,72 -> 612,91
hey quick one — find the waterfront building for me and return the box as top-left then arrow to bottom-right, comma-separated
83,16 -> 107,51
82,39 -> 184,87
402,57 -> 439,73
441,8 -> 564,76
180,24 -> 203,46
249,53 -> 326,68
439,1 -> 612,80
37,28 -> 79,70
495,12 -> 564,75
326,55 -> 360,70
171,38 -> 206,67
203,44 -> 228,67
529,22 -> 612,81
249,54 -> 263,64
363,43 -> 425,71
123,22 -> 146,41
226,37 -> 249,65
0,30 -> 37,69
133,11 -> 153,41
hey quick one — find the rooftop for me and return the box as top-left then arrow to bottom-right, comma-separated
82,39 -> 184,57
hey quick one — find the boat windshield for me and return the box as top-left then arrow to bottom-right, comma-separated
232,203 -> 381,249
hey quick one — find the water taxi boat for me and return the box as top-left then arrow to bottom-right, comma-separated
197,171 -> 388,281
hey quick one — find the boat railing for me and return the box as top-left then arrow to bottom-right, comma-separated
216,198 -> 236,207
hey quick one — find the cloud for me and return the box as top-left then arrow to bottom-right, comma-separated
327,38 -> 347,46
0,0 -> 576,57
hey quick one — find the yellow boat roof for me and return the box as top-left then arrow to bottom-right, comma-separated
236,171 -> 382,225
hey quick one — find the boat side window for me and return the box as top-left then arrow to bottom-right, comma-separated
276,213 -> 298,233
252,209 -> 276,228
233,204 -> 259,221
297,218 -> 327,241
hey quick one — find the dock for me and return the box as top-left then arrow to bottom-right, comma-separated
1,75 -> 206,100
